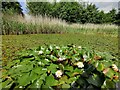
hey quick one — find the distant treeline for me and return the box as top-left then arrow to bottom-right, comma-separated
27,2 -> 120,24
2,1 -> 120,24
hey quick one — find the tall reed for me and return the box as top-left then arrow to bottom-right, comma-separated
2,14 -> 118,35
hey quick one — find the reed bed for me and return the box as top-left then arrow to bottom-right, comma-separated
2,14 -> 118,35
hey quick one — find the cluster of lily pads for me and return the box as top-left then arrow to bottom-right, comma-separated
1,44 -> 120,89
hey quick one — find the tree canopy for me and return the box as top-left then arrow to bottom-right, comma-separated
27,1 -> 119,24
2,1 -> 24,16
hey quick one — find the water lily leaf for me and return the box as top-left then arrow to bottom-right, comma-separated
40,73 -> 47,80
29,71 -> 38,83
77,76 -> 88,87
47,64 -> 58,73
21,64 -> 33,72
33,67 -> 44,75
17,73 -> 31,86
104,68 -> 114,78
97,63 -> 104,71
104,79 -> 116,88
49,55 -> 58,61
73,68 -> 84,75
65,72 -> 73,77
45,49 -> 51,55
29,79 -> 43,88
103,61 -> 112,68
86,74 -> 104,87
62,84 -> 70,88
40,59 -> 50,66
64,65 -> 73,72
45,75 -> 58,86
2,79 -> 12,88
67,77 -> 77,84
58,64 -> 64,71
59,75 -> 68,83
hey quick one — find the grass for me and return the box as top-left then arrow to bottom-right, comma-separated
2,14 -> 118,36
2,33 -> 118,65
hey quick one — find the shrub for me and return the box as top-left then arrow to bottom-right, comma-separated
1,44 -> 119,89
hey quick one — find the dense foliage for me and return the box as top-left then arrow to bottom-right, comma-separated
2,1 -> 24,16
2,45 -> 120,89
27,2 -> 119,24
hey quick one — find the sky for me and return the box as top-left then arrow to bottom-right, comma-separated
18,0 -> 119,14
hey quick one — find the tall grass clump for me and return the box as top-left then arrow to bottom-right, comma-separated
67,23 -> 118,35
2,14 -> 68,35
2,14 -> 118,35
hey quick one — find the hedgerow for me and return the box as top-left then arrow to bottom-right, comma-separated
1,44 -> 120,89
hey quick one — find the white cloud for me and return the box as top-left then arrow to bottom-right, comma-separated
92,2 -> 119,13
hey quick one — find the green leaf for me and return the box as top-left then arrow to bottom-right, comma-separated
29,71 -> 38,83
40,73 -> 47,80
97,63 -> 104,71
2,80 -> 12,88
59,75 -> 68,84
45,49 -> 51,55
29,79 -> 43,88
64,65 -> 73,72
67,77 -> 77,84
65,72 -> 73,77
47,64 -> 58,73
62,84 -> 70,88
33,67 -> 44,75
77,76 -> 89,87
45,75 -> 58,86
58,64 -> 64,71
86,74 -> 103,87
104,79 -> 116,88
105,68 -> 115,78
73,68 -> 84,75
17,73 -> 31,86
103,61 -> 112,68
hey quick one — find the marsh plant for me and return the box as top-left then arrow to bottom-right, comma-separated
2,44 -> 120,89
2,14 -> 118,35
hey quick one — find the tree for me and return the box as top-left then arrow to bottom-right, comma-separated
115,9 -> 120,24
27,1 -> 118,24
2,1 -> 24,16
106,9 -> 117,23
95,10 -> 106,24
52,2 -> 83,23
27,2 -> 52,16
84,3 -> 99,23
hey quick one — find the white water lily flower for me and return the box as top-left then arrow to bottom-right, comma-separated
58,56 -> 66,61
112,64 -> 118,72
45,59 -> 49,61
55,70 -> 63,78
78,46 -> 82,49
19,86 -> 22,88
38,61 -> 42,65
56,46 -> 60,49
58,57 -> 64,61
38,50 -> 43,55
83,54 -> 88,61
60,50 -> 62,53
76,62 -> 84,68
73,45 -> 76,48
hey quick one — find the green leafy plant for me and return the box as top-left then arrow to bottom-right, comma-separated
1,44 -> 120,89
